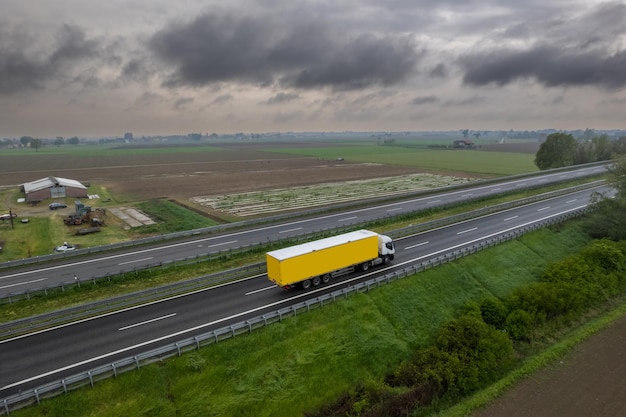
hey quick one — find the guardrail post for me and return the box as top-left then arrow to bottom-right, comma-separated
88,370 -> 94,387
62,379 -> 67,393
176,342 -> 181,356
112,363 -> 117,377
34,388 -> 40,405
3,398 -> 8,415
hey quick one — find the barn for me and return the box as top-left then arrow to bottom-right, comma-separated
21,176 -> 88,203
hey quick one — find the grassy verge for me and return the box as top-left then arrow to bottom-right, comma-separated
11,223 -> 593,417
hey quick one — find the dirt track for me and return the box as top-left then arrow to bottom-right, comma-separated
472,313 -> 626,417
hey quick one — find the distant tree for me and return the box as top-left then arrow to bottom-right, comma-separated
20,136 -> 33,147
67,136 -> 80,145
54,136 -> 64,147
534,132 -> 577,170
460,129 -> 469,138
30,138 -> 42,152
612,136 -> 626,156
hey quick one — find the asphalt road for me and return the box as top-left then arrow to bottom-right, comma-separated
0,165 -> 607,296
0,184 -> 608,396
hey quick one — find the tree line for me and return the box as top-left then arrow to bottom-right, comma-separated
534,132 -> 626,170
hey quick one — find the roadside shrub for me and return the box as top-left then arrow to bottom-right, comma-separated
503,309 -> 533,340
479,297 -> 508,329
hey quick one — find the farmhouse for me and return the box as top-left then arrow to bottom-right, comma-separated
453,139 -> 475,148
20,176 -> 88,203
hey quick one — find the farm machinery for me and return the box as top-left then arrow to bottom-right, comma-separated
63,200 -> 105,228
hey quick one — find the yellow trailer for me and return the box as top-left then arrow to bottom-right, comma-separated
266,229 -> 395,289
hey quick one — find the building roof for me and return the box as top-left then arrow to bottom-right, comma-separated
22,176 -> 87,194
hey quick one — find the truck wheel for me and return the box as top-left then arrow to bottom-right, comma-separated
321,274 -> 331,284
361,262 -> 370,272
312,276 -> 321,286
301,280 -> 312,290
383,256 -> 391,265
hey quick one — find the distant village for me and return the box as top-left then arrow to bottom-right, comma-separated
1,128 -> 626,149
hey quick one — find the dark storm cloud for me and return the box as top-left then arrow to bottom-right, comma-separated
148,11 -> 421,91
0,24 -> 102,94
265,92 -> 300,105
459,1 -> 626,89
460,47 -> 626,89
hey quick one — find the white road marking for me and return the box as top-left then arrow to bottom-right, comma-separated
427,200 -> 441,204
503,216 -> 518,221
457,227 -> 478,235
118,257 -> 154,266
462,194 -> 473,197
119,313 -> 177,331
207,240 -> 237,247
279,227 -> 302,234
537,206 -> 550,211
404,241 -> 429,250
246,286 -> 276,296
566,199 -> 577,203
386,208 -> 402,212
0,278 -> 47,290
338,216 -> 358,222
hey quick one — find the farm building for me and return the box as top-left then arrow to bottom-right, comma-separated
20,176 -> 88,203
453,139 -> 475,148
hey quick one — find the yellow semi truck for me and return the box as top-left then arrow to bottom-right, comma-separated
266,229 -> 395,290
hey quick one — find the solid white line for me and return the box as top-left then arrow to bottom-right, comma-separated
118,313 -> 177,331
457,227 -> 478,235
338,216 -> 358,222
503,216 -> 518,221
537,206 -> 550,211
118,257 -> 153,266
279,227 -> 302,234
0,278 -> 47,290
245,286 -> 276,296
404,241 -> 429,250
207,240 -> 237,247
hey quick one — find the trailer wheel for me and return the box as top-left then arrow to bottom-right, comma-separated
321,274 -> 331,284
361,262 -> 370,272
312,276 -> 321,286
301,279 -> 312,290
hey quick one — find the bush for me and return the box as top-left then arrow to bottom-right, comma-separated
504,309 -> 533,340
479,297 -> 509,329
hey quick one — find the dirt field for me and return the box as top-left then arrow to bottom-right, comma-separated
472,313 -> 626,417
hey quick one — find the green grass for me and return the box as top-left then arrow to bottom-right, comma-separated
11,224 -> 593,417
265,146 -> 537,176
136,199 -> 219,234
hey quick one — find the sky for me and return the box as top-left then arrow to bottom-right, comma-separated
1,0 -> 625,138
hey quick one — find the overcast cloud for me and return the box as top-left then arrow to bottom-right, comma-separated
0,0 -> 624,137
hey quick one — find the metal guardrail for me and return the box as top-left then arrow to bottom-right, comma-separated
0,162 -> 608,272
0,207 -> 588,415
0,180 -> 606,304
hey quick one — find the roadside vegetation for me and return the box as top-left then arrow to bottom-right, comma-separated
12,218 -> 626,417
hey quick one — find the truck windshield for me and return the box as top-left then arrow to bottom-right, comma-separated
386,241 -> 394,250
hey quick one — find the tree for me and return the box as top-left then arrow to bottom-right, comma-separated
30,138 -> 42,152
54,137 -> 64,146
20,136 -> 33,147
67,136 -> 80,145
534,132 -> 577,170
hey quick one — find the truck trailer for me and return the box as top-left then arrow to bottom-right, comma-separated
266,229 -> 395,290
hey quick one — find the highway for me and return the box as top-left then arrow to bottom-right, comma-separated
0,183 -> 609,397
0,165 -> 606,296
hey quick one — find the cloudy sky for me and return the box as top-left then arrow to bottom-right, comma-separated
1,0 -> 625,138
